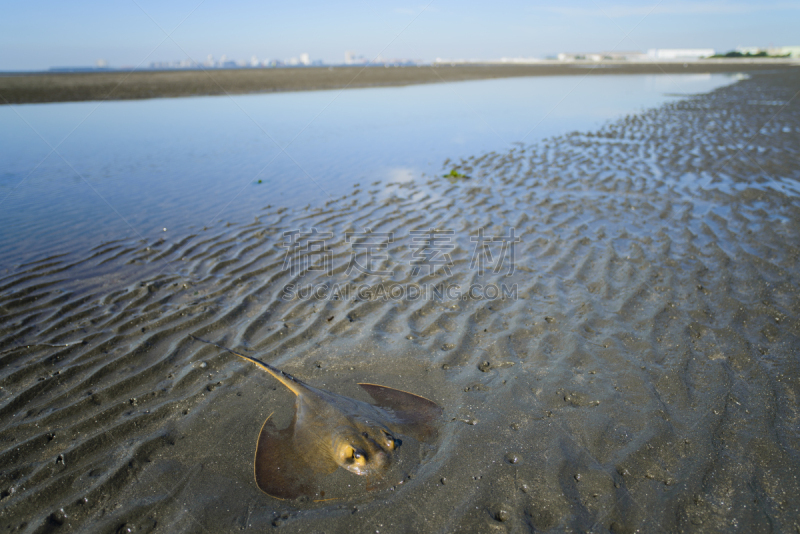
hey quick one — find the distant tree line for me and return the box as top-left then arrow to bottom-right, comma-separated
710,50 -> 790,58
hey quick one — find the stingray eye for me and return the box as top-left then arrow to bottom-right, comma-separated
381,429 -> 398,450
351,448 -> 367,466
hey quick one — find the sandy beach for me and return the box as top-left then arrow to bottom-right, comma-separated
1,67 -> 799,532
0,61 -> 797,105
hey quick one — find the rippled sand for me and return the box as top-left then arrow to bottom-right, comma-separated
1,69 -> 799,532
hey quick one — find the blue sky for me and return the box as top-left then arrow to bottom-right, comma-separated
1,0 -> 798,70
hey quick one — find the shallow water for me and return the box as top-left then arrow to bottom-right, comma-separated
1,70 -> 799,533
1,73 -> 737,266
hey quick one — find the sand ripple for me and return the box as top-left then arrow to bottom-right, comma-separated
1,69 -> 799,532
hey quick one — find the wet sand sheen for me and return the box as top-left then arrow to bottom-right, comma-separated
1,69 -> 799,532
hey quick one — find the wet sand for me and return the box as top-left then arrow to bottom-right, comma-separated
0,61 -> 797,105
1,68 -> 800,532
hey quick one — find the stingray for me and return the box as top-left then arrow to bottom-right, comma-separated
190,336 -> 443,500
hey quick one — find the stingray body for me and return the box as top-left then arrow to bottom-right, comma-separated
192,337 -> 442,500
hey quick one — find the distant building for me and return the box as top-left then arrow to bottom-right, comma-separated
764,46 -> 800,58
735,46 -> 764,56
603,51 -> 647,61
299,53 -> 310,66
434,58 -> 469,64
344,51 -> 368,65
499,56 -> 544,64
646,48 -> 715,60
557,51 -> 645,61
777,46 -> 800,58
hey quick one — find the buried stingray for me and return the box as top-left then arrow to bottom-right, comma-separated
190,336 -> 443,500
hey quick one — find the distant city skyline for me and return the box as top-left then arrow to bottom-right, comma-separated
1,0 -> 799,71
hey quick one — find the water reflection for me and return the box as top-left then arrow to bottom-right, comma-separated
0,73 -> 738,265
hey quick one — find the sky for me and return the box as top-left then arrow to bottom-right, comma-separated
1,0 -> 799,71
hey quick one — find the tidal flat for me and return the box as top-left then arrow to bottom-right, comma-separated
1,68 -> 799,532
0,61 -> 794,105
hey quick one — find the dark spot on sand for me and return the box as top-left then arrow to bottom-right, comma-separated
563,391 -> 587,406
49,508 -> 67,526
761,323 -> 780,342
490,504 -> 511,522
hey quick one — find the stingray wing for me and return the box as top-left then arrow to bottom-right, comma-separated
254,411 -> 338,500
358,384 -> 443,441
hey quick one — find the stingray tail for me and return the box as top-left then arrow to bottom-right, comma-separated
188,334 -> 304,396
